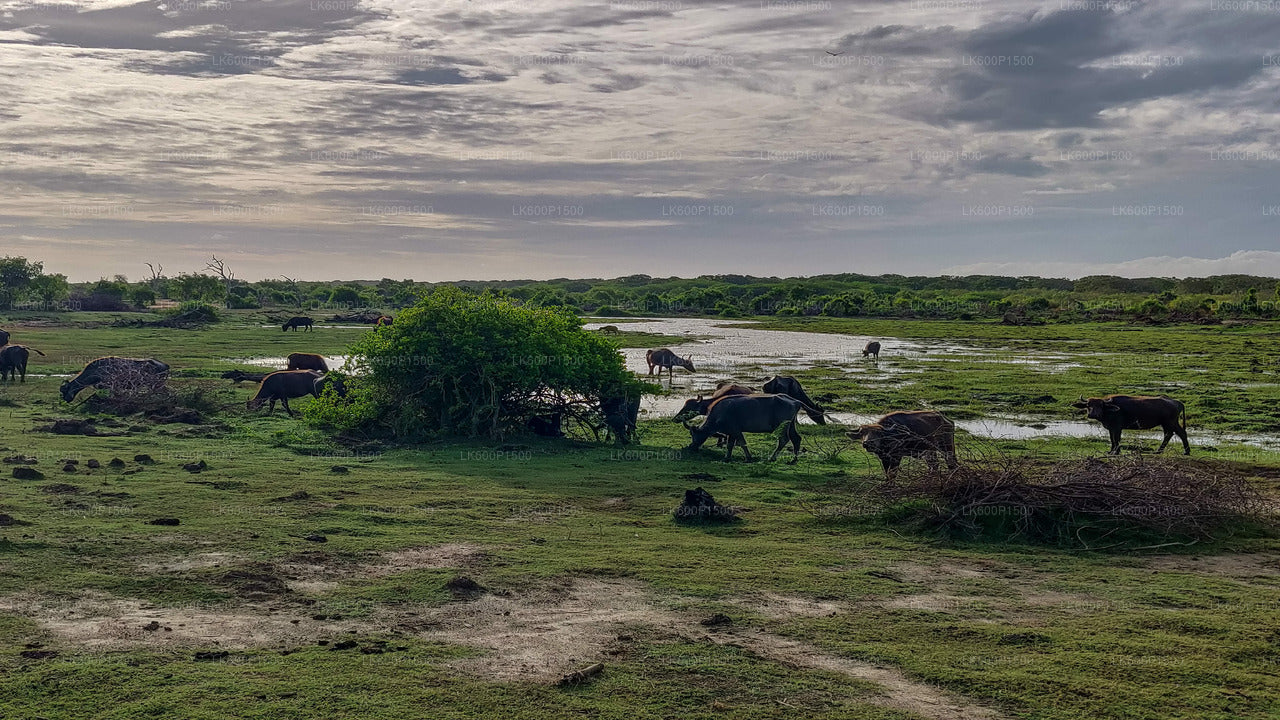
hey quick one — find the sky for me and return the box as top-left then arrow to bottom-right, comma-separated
1,0 -> 1279,282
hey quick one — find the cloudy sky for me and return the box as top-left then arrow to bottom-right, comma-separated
2,0 -> 1279,281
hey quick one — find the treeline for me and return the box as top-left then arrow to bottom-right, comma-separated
3,255 -> 1280,323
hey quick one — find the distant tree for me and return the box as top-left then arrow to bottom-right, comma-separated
171,273 -> 226,303
204,256 -> 236,308
0,256 -> 43,309
28,273 -> 70,306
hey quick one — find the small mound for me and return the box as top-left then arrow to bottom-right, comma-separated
673,487 -> 738,523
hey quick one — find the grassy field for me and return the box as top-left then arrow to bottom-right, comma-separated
0,311 -> 1277,720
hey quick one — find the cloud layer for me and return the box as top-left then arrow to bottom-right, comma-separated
1,0 -> 1278,280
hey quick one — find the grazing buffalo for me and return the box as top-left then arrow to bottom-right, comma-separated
247,370 -> 326,416
375,316 -> 394,327
282,316 -> 314,332
847,411 -> 958,478
761,376 -> 826,425
598,325 -> 619,334
60,357 -> 170,402
685,393 -> 816,463
673,383 -> 755,422
1071,394 -> 1189,455
602,393 -> 641,444
0,329 -> 9,346
286,352 -> 329,372
863,341 -> 881,359
528,413 -> 564,437
221,370 -> 268,384
0,345 -> 45,383
646,348 -> 695,378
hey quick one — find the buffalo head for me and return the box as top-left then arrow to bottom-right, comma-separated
673,395 -> 704,422
59,380 -> 76,403
1072,396 -> 1119,421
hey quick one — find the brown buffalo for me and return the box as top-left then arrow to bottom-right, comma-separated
0,345 -> 45,383
863,341 -> 881,359
673,383 -> 755,422
60,357 -> 170,402
1071,394 -> 1189,455
598,325 -> 619,334
247,370 -> 327,416
375,316 -> 394,327
646,348 -> 695,378
286,352 -> 329,372
282,316 -> 313,332
847,411 -> 958,478
685,393 -> 818,463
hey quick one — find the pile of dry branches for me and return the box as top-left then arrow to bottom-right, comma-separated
879,453 -> 1271,546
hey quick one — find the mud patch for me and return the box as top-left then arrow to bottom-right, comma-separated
1143,553 -> 1280,586
724,592 -> 844,620
0,593 -> 374,651
370,543 -> 485,576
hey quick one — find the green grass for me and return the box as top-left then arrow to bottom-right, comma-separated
0,312 -> 1277,719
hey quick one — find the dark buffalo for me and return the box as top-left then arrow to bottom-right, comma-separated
286,352 -> 329,372
673,383 -> 755,422
598,325 -> 620,334
761,376 -> 826,425
1072,394 -> 1189,455
863,341 -> 881,359
0,345 -> 45,383
528,413 -> 564,437
602,393 -> 642,444
685,393 -> 816,463
221,370 -> 268,384
282,316 -> 314,332
60,357 -> 170,402
0,329 -> 9,346
375,316 -> 394,327
847,411 -> 958,478
646,348 -> 695,378
247,370 -> 327,416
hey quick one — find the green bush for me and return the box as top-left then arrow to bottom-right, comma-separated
306,288 -> 643,440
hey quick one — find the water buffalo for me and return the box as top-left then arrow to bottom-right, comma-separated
0,329 -> 9,346
375,316 -> 394,327
673,383 -> 755,422
685,393 -> 816,463
221,370 -> 268,384
528,413 -> 564,437
1071,394 -> 1189,455
863,341 -> 881,359
60,357 -> 170,402
0,345 -> 44,383
286,352 -> 329,372
598,325 -> 620,334
847,411 -> 958,478
282,316 -> 313,332
602,393 -> 641,444
646,348 -> 695,378
247,370 -> 327,416
761,376 -> 826,425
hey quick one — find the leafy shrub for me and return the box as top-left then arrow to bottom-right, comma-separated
306,288 -> 643,440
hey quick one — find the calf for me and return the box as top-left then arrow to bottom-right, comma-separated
646,348 -> 695,378
685,393 -> 814,463
847,411 -> 958,478
1071,395 -> 1189,455
761,376 -> 826,425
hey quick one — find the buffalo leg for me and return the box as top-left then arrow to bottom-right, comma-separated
266,398 -> 277,415
722,434 -> 736,462
1108,428 -> 1122,455
735,433 -> 753,462
881,456 -> 900,481
282,397 -> 296,417
1157,429 -> 1173,453
1168,422 -> 1191,455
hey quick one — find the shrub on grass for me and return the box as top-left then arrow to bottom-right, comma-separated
306,287 -> 645,440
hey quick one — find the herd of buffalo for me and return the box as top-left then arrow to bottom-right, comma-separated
0,322 -> 1193,475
